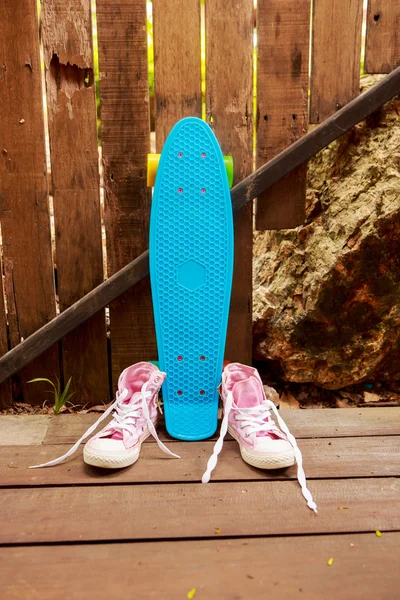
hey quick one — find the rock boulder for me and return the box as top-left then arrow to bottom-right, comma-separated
253,86 -> 400,389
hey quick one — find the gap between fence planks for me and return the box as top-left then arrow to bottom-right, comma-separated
256,0 -> 310,230
1,534 -> 399,600
365,0 -> 400,74
41,0 -> 109,404
1,66 -> 400,382
0,0 -> 59,403
2,436 -> 400,487
206,0 -> 254,365
96,0 -> 156,387
153,0 -> 202,147
310,0 -> 363,123
1,478 -> 399,543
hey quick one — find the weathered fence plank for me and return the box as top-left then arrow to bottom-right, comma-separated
206,0 -> 254,364
1,65 -> 400,382
41,0 -> 109,405
153,0 -> 201,147
96,0 -> 156,387
0,251 -> 11,408
256,0 -> 310,230
365,1 -> 400,74
0,0 -> 59,403
310,0 -> 363,123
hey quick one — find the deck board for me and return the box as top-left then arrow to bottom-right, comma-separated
1,408 -> 399,448
1,533 -> 399,599
1,408 -> 398,597
1,478 -> 399,544
37,406 -> 400,445
1,435 -> 399,486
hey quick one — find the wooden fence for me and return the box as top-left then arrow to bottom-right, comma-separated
0,0 -> 399,407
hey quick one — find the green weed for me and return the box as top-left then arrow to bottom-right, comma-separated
28,376 -> 75,415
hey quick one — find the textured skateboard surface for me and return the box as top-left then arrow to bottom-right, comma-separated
149,117 -> 233,440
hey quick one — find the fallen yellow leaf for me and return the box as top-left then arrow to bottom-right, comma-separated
187,588 -> 196,599
279,391 -> 300,410
338,506 -> 349,510
375,530 -> 382,537
327,557 -> 334,566
215,527 -> 221,534
364,391 -> 380,403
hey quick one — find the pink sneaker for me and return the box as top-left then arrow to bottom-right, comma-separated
202,363 -> 317,512
30,362 -> 179,469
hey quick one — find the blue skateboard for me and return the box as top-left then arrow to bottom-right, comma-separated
148,117 -> 234,440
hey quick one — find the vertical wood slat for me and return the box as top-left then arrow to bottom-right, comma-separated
0,250 -> 12,408
310,0 -> 363,124
96,0 -> 155,387
0,0 -> 59,404
153,0 -> 201,149
206,0 -> 254,365
365,1 -> 400,74
255,0 -> 310,230
41,0 -> 109,405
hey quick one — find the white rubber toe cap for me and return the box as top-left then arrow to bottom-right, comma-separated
253,436 -> 294,454
83,437 -> 140,469
240,437 -> 295,470
86,438 -> 127,453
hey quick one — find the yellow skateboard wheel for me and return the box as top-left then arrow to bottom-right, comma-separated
147,154 -> 160,187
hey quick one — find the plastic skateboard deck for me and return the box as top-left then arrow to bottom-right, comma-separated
149,117 -> 234,440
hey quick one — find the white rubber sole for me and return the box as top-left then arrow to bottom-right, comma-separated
83,429 -> 151,469
228,426 -> 295,470
83,447 -> 140,469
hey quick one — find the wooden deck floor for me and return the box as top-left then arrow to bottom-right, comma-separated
1,408 -> 399,598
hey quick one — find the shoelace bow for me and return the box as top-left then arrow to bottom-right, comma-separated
202,392 -> 318,513
30,382 -> 179,469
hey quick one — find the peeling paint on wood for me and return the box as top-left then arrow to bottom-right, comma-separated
41,0 -> 109,404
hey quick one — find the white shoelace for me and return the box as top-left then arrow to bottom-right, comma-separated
30,382 -> 179,468
202,392 -> 318,513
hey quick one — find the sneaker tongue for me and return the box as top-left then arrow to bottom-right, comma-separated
108,391 -> 143,440
232,376 -> 281,440
121,391 -> 142,405
233,376 -> 264,408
